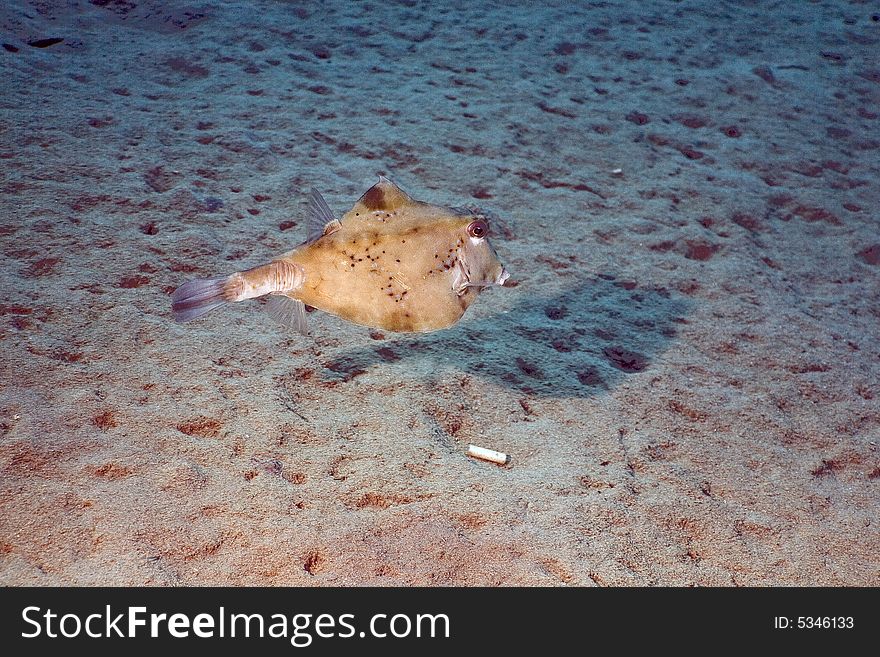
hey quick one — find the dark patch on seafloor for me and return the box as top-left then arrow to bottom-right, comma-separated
321,274 -> 689,398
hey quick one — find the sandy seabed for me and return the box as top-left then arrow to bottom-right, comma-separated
1,1 -> 878,586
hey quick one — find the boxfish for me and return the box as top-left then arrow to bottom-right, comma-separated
171,177 -> 510,333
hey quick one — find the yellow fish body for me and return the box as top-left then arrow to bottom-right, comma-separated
171,177 -> 509,333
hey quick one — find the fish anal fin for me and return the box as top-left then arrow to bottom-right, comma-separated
266,294 -> 309,335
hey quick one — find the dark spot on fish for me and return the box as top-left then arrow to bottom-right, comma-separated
2,43 -> 19,53
361,184 -> 385,210
27,37 -> 64,48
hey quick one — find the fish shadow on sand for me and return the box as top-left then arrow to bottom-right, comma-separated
321,273 -> 692,399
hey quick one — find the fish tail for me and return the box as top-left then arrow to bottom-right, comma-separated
170,275 -> 239,323
171,260 -> 305,323
232,260 -> 305,300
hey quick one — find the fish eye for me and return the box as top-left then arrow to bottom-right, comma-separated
467,219 -> 489,239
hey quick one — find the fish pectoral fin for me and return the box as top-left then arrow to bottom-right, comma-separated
266,294 -> 309,335
305,188 -> 336,244
451,257 -> 470,296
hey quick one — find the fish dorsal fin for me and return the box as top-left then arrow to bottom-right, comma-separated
350,176 -> 419,215
306,188 -> 338,243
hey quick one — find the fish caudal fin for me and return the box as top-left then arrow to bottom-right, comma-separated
171,276 -> 235,323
